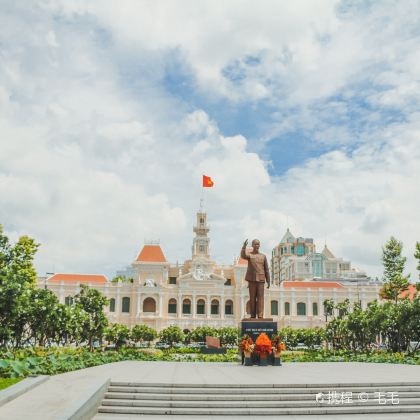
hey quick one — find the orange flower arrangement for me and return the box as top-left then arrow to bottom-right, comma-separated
240,335 -> 254,354
254,333 -> 272,358
271,335 -> 286,354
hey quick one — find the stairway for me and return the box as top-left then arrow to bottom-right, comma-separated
97,381 -> 420,416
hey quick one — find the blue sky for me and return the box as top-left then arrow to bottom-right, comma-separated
1,0 -> 419,279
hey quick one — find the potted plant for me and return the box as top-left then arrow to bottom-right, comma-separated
271,335 -> 286,366
240,335 -> 254,366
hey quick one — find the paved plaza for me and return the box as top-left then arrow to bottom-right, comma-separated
0,361 -> 419,419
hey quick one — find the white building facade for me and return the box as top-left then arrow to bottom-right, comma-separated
38,210 -> 382,332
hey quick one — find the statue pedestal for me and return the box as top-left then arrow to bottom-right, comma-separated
240,318 -> 278,366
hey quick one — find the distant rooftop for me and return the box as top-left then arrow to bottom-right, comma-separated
136,244 -> 167,263
47,273 -> 108,283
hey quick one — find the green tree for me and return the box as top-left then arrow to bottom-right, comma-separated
131,324 -> 157,346
105,324 -> 131,349
216,327 -> 240,346
336,299 -> 350,319
26,288 -> 61,346
279,327 -> 299,348
0,225 -> 39,348
66,305 -> 90,346
188,326 -> 217,343
323,299 -> 334,322
381,237 -> 409,302
74,285 -> 108,350
159,325 -> 184,347
415,242 -> 420,280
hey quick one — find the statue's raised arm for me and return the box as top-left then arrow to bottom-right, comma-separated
241,239 -> 250,260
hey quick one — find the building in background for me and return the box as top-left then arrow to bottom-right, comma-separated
271,229 -> 371,285
38,208 -> 381,331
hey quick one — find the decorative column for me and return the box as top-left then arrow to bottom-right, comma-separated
192,294 -> 197,317
137,293 -> 142,316
307,291 -> 312,317
291,289 -> 296,316
319,290 -> 324,323
221,296 -> 225,319
206,294 -> 211,318
159,293 -> 163,317
116,288 -> 121,313
177,293 -> 182,318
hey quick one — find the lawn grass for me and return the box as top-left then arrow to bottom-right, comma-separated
0,377 -> 22,391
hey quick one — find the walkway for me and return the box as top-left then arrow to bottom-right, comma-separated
0,361 -> 419,419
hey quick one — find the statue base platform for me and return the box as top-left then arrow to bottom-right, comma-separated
240,318 -> 279,366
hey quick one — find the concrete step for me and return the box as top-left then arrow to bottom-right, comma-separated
104,391 -> 420,401
100,397 -> 420,408
99,382 -> 420,416
107,385 -> 420,395
97,404 -> 420,415
110,381 -> 420,388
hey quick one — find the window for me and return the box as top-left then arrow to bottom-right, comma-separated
296,244 -> 305,255
169,277 -> 177,285
122,297 -> 130,313
143,297 -> 156,312
297,302 -> 306,316
225,300 -> 233,315
109,298 -> 115,312
182,299 -> 191,314
271,300 -> 278,316
199,245 -> 204,252
284,302 -> 290,315
224,278 -> 232,286
197,299 -> 205,314
168,298 -> 177,314
313,302 -> 318,316
65,296 -> 73,306
211,299 -> 219,315
200,217 -> 204,224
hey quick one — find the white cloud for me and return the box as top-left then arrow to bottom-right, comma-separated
0,0 -> 419,282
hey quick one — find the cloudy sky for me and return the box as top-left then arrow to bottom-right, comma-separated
1,0 -> 419,280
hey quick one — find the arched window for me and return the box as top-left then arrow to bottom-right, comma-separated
246,300 -> 250,315
143,297 -> 156,313
122,297 -> 130,313
65,296 -> 73,306
182,298 -> 191,314
284,302 -> 290,315
211,299 -> 219,315
225,299 -> 233,315
109,298 -> 115,312
197,299 -> 205,315
312,302 -> 318,316
297,302 -> 306,316
271,300 -> 278,316
168,298 -> 177,314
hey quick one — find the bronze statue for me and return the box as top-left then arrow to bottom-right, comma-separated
241,239 -> 270,319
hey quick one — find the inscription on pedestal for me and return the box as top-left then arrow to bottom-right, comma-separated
240,319 -> 277,341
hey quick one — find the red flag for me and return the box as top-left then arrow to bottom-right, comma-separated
202,175 -> 214,187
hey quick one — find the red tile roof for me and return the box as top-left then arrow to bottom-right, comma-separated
283,281 -> 344,288
399,284 -> 418,300
48,273 -> 108,283
136,245 -> 166,263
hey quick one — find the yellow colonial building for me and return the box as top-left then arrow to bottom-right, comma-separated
38,209 -> 382,331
